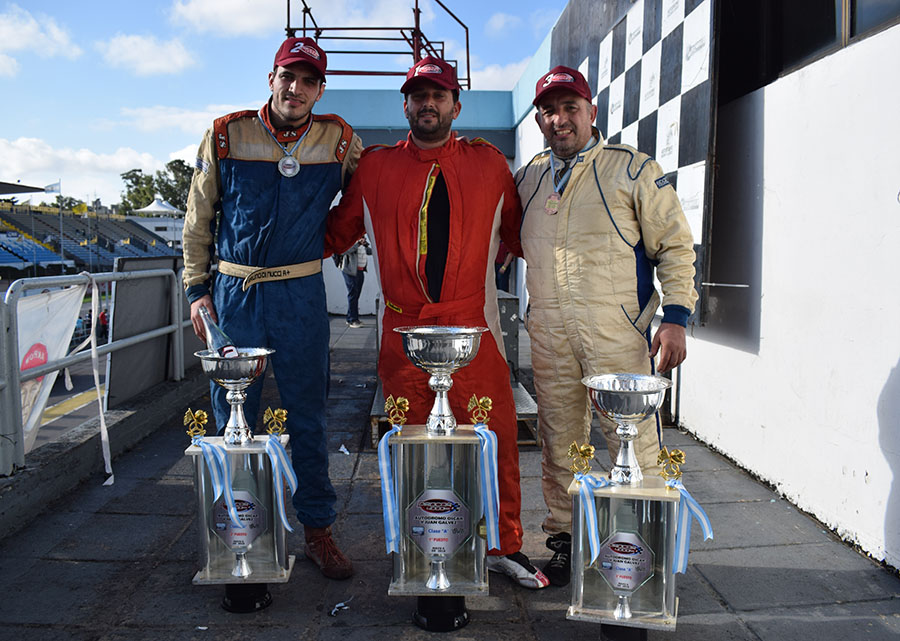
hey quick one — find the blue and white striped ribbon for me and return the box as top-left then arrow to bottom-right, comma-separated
264,436 -> 298,532
377,424 -> 403,554
574,473 -> 611,564
473,423 -> 500,551
666,479 -> 714,573
192,436 -> 243,529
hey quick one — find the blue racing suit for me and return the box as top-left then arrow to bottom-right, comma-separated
182,103 -> 362,527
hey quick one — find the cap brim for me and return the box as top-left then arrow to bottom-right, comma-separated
533,85 -> 590,106
274,58 -> 325,79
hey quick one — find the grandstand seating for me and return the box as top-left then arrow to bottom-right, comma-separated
0,208 -> 177,271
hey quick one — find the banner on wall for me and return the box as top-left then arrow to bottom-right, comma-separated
18,285 -> 86,453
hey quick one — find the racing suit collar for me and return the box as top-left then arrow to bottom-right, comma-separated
259,101 -> 313,144
403,131 -> 458,161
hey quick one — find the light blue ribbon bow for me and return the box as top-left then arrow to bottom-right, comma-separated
378,424 -> 403,554
473,423 -> 501,551
666,479 -> 714,573
192,436 -> 243,529
264,436 -> 298,532
574,472 -> 611,563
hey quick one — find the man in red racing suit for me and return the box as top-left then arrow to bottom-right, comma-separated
327,56 -> 548,589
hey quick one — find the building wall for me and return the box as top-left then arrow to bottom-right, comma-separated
682,22 -> 900,567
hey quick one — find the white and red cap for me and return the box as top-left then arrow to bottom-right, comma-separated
533,65 -> 592,105
401,56 -> 461,94
274,37 -> 327,80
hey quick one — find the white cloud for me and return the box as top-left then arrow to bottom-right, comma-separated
96,34 -> 195,76
171,0 -> 433,37
119,103 -> 257,136
485,12 -> 522,37
169,143 -> 199,165
0,137 -> 162,205
0,53 -> 19,77
470,58 -> 530,91
0,4 -> 82,75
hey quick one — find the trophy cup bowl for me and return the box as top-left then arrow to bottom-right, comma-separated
582,373 -> 672,485
195,347 -> 274,445
394,326 -> 487,434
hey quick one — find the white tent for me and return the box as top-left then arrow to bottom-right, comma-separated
133,196 -> 184,217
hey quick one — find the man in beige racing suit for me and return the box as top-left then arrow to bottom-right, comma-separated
515,66 -> 698,586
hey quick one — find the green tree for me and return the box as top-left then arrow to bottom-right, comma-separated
55,195 -> 84,210
154,159 -> 192,212
119,169 -> 156,216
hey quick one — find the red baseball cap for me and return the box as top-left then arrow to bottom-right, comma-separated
274,37 -> 327,80
533,65 -> 592,106
400,56 -> 461,94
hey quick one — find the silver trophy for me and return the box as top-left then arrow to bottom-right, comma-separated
197,347 -> 274,446
394,326 -> 487,434
196,347 -> 273,580
582,373 -> 672,485
393,325 -> 487,609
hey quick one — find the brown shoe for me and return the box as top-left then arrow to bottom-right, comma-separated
304,526 -> 354,579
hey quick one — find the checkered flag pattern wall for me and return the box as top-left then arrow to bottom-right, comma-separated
592,0 -> 713,243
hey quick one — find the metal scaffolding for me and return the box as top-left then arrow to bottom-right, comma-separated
285,0 -> 471,89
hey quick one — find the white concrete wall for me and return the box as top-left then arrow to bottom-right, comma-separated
682,24 -> 900,567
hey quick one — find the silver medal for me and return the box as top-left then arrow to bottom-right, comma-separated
278,155 -> 300,178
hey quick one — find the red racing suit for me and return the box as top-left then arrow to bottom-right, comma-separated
326,134 -> 525,554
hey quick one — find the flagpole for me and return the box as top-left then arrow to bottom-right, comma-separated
57,179 -> 65,274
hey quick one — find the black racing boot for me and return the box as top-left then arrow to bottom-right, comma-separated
542,532 -> 572,586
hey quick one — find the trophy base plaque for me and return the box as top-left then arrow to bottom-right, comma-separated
413,595 -> 469,632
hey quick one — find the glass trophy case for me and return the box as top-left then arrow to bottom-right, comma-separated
389,425 -> 487,596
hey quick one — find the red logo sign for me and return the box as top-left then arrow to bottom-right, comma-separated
542,72 -> 575,87
415,64 -> 443,76
21,342 -> 48,382
419,499 -> 458,514
609,541 -> 643,555
290,43 -> 321,60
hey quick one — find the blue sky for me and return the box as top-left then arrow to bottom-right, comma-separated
0,0 -> 566,206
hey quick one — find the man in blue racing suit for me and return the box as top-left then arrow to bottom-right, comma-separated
182,37 -> 362,580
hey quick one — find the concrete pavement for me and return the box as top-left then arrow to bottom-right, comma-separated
0,316 -> 897,640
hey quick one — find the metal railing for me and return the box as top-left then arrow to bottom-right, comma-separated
1,269 -> 188,476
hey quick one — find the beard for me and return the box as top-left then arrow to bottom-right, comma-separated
406,107 -> 452,142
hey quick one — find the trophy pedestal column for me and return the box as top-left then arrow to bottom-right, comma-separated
413,595 -> 469,632
186,435 -> 295,612
388,425 -> 487,598
222,582 -> 273,613
600,623 -> 649,640
567,475 -> 679,630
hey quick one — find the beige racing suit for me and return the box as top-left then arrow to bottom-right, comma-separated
515,133 -> 698,535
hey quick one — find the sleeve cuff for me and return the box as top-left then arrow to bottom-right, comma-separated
661,305 -> 690,327
185,283 -> 210,304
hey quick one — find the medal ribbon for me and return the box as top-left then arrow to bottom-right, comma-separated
261,118 -> 311,165
192,435 -> 244,529
549,154 -> 575,194
264,436 -> 298,532
574,472 -> 611,564
548,135 -> 602,195
378,424 -> 403,554
666,479 -> 714,573
474,423 -> 501,551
